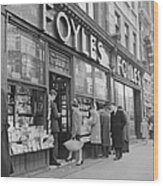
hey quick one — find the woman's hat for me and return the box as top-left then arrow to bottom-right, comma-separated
50,89 -> 57,95
71,98 -> 78,107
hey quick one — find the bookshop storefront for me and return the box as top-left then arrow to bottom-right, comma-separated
6,22 -> 52,175
45,8 -> 112,158
2,4 -> 113,175
111,53 -> 143,139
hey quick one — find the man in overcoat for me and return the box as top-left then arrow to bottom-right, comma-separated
48,89 -> 61,166
66,99 -> 83,165
110,103 -> 127,160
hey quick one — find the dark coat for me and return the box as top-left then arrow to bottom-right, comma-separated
1,88 -> 12,177
111,110 -> 127,148
122,111 -> 130,152
99,109 -> 110,146
50,101 -> 60,133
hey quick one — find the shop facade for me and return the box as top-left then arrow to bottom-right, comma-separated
142,72 -> 153,117
1,4 -> 113,175
111,52 -> 144,139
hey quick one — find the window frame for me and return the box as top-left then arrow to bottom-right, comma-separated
115,11 -> 121,34
133,32 -> 137,56
124,23 -> 129,49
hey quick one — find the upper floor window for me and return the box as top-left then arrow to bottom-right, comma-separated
124,23 -> 129,49
131,2 -> 135,9
78,2 -> 87,12
115,12 -> 121,34
133,32 -> 137,56
78,3 -> 95,19
87,3 -> 94,19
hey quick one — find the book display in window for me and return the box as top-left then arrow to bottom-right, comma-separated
7,84 -> 53,155
61,94 -> 67,132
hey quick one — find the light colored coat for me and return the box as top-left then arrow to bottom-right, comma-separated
71,108 -> 82,137
99,109 -> 110,146
88,109 -> 101,144
141,120 -> 149,139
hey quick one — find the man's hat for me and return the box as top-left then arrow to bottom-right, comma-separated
50,89 -> 57,95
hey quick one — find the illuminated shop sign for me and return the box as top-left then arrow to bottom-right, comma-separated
55,11 -> 110,67
117,55 -> 141,86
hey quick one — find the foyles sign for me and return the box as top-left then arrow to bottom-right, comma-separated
55,12 -> 110,67
117,55 -> 141,86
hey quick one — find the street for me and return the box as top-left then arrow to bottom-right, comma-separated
27,140 -> 154,181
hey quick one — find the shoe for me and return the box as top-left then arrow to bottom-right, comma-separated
76,160 -> 84,166
53,161 -> 61,166
65,157 -> 73,162
113,157 -> 120,161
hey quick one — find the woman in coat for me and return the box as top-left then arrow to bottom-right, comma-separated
87,102 -> 101,158
99,104 -> 110,157
66,99 -> 83,166
141,117 -> 149,144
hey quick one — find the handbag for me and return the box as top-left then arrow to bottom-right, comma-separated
63,139 -> 84,152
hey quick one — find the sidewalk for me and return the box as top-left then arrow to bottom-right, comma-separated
23,140 -> 154,180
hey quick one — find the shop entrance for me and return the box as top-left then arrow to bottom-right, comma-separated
49,72 -> 71,159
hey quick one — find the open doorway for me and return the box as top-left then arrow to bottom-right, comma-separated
49,72 -> 71,159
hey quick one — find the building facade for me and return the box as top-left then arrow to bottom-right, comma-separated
138,1 -> 154,117
1,1 -> 154,176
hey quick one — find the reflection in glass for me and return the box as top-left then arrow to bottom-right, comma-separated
115,81 -> 124,108
74,58 -> 93,95
125,86 -> 134,123
94,68 -> 107,100
7,23 -> 45,85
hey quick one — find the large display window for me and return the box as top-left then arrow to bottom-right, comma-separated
114,81 -> 135,131
94,68 -> 107,100
125,86 -> 134,124
7,83 -> 53,155
74,58 -> 93,96
114,81 -> 124,108
7,23 -> 45,85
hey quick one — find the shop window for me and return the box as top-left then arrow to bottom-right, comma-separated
114,81 -> 124,108
7,83 -> 52,155
77,96 -> 93,118
7,24 -> 45,85
124,23 -> 129,49
74,58 -> 93,96
124,86 -> 134,123
133,32 -> 137,56
7,84 -> 46,128
94,68 -> 107,100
